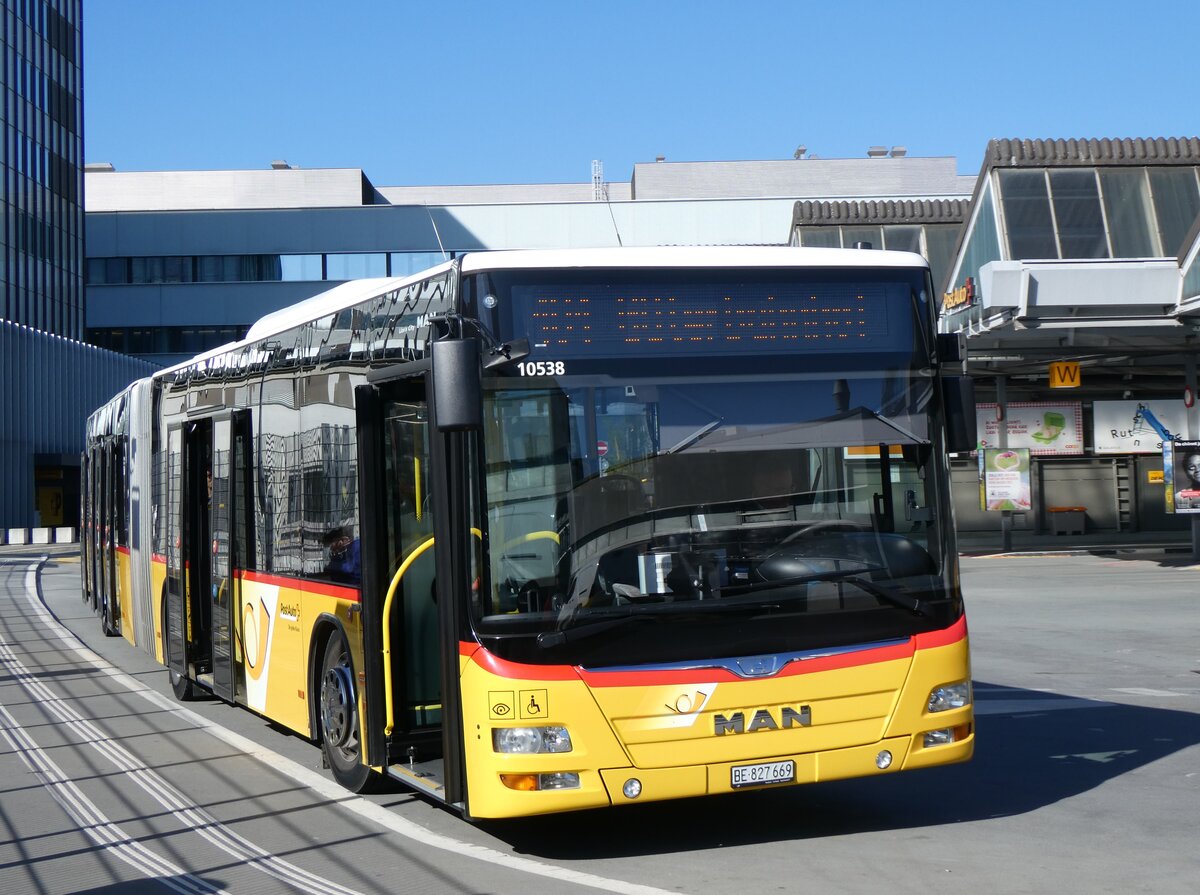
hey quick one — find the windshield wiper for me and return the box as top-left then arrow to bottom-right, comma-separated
723,566 -> 930,617
663,418 -> 723,454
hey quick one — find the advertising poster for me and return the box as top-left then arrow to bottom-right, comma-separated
975,403 -> 1084,456
1093,400 -> 1185,454
1166,440 -> 1200,514
982,448 -> 1032,511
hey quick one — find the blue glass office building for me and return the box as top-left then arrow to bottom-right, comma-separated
1,0 -> 83,339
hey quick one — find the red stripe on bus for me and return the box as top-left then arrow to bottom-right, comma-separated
238,569 -> 361,602
912,614 -> 967,650
466,646 -> 580,681
116,546 -> 131,557
465,616 -> 967,688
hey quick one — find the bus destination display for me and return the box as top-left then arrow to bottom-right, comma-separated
511,282 -> 900,358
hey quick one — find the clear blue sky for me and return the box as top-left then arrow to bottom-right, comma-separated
84,1 -> 1200,186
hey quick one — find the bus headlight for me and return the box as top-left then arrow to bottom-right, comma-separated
927,681 -> 972,713
493,726 -> 573,754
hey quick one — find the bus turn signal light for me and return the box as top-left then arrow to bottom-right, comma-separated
500,773 -> 581,792
923,724 -> 972,747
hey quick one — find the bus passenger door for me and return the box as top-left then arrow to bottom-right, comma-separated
209,416 -> 235,702
101,441 -> 119,635
81,451 -> 95,611
357,375 -> 455,796
164,425 -> 189,680
165,419 -> 216,690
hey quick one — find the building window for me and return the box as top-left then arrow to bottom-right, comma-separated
998,169 -> 1058,259
841,226 -> 883,250
1183,249 -> 1200,302
326,253 -> 386,279
1049,170 -> 1108,259
388,251 -> 446,277
954,184 -> 1002,294
281,254 -> 323,280
1150,167 -> 1200,256
882,225 -> 922,254
1100,169 -> 1159,257
794,229 -> 840,249
924,225 -> 961,294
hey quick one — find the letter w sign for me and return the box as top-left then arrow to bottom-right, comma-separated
1049,362 -> 1081,389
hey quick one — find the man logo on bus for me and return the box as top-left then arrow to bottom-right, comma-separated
714,705 -> 812,735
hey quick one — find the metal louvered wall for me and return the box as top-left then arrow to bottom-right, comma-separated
0,320 -> 158,529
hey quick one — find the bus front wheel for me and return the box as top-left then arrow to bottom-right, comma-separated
319,634 -> 373,792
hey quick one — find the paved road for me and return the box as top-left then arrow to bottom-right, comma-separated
1,549 -> 1197,894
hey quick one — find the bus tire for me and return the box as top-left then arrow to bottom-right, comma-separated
319,633 -> 374,792
169,668 -> 198,701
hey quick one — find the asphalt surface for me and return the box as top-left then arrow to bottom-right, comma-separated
0,546 -> 1197,894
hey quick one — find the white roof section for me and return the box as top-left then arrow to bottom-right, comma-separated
460,245 -> 930,272
378,182 -> 633,204
85,168 -> 371,211
631,157 -> 973,200
86,156 -> 974,213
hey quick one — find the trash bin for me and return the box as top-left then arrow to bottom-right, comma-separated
1048,506 -> 1086,535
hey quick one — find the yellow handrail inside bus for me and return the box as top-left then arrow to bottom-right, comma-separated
413,458 -> 422,522
383,536 -> 436,736
500,530 -> 560,548
382,527 -> 483,736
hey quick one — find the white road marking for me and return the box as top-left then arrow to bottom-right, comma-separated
0,702 -> 227,895
12,559 -> 684,895
0,635 -> 367,895
1110,687 -> 1189,698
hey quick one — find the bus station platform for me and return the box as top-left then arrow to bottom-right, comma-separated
957,529 -> 1196,559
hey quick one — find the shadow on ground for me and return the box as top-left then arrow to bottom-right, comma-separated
483,683 -> 1200,858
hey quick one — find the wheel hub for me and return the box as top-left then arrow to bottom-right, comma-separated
321,663 -> 355,748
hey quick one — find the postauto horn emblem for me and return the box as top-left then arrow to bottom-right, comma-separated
714,705 -> 812,735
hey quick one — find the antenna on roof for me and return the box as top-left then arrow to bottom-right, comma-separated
592,159 -> 622,247
591,160 -> 607,201
425,206 -> 448,261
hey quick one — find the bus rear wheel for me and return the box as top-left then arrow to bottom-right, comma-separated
319,634 -> 374,792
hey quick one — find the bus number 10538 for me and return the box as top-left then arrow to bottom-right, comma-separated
516,361 -> 567,376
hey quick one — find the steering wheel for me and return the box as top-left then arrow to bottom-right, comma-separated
779,519 -> 873,545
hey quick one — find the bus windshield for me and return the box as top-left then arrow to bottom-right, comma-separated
467,267 -> 958,667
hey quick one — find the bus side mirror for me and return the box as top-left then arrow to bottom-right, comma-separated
432,338 -> 482,431
943,377 -> 977,454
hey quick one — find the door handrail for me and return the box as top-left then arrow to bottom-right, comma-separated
382,536 -> 436,736
381,527 -> 485,737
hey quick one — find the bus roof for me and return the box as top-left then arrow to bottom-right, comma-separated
243,268 -> 454,343
459,245 -> 929,273
185,247 -> 929,368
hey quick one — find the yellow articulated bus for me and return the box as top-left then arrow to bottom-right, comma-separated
83,246 -> 976,819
